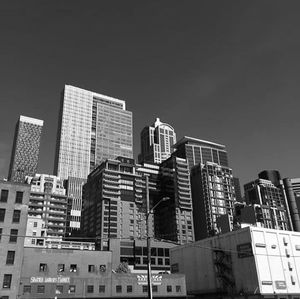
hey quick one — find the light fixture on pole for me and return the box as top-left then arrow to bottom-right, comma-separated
145,174 -> 169,299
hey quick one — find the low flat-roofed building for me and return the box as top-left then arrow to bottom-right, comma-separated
19,246 -> 186,298
171,226 -> 300,299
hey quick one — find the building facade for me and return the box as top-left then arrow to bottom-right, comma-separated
173,136 -> 236,240
81,157 -> 157,250
139,118 -> 176,164
158,156 -> 194,244
18,246 -> 186,299
0,181 -> 31,299
26,174 -> 70,239
54,85 -> 133,180
8,115 -> 43,183
171,226 -> 300,299
244,171 -> 290,231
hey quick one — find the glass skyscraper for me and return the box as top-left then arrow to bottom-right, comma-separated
54,85 -> 133,180
8,115 -> 44,183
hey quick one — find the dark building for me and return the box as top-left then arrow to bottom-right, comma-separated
158,156 -> 194,244
8,116 -> 43,183
0,180 -> 31,299
172,136 -> 237,240
81,157 -> 156,250
233,177 -> 243,202
243,171 -> 291,231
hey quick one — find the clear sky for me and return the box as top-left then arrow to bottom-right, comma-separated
1,1 -> 300,188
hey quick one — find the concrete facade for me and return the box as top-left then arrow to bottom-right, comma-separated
19,247 -> 186,298
171,226 -> 300,299
0,181 -> 30,299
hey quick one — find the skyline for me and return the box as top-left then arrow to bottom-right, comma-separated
1,1 -> 300,187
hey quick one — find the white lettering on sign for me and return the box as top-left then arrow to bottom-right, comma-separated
30,277 -> 70,284
137,275 -> 162,285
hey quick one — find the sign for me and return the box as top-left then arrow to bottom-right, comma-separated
275,281 -> 287,289
237,243 -> 253,258
30,277 -> 70,284
137,275 -> 162,285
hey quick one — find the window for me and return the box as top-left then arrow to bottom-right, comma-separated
12,210 -> 21,223
39,263 -> 47,272
33,222 -> 38,228
6,251 -> 15,265
0,208 -> 6,222
0,190 -> 8,202
37,285 -> 45,293
2,274 -> 12,289
70,264 -> 77,272
99,285 -> 105,293
127,285 -> 132,293
142,285 -> 148,293
167,285 -> 172,292
116,285 -> 122,293
23,285 -> 31,293
152,285 -> 158,292
158,258 -> 163,265
99,264 -> 106,272
15,191 -> 23,204
0,228 -> 2,241
69,285 -> 76,293
176,285 -> 181,292
9,229 -> 18,243
88,265 -> 95,272
87,285 -> 94,293
58,264 -> 65,272
56,285 -> 63,294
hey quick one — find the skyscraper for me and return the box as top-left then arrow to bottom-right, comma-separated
173,136 -> 236,240
54,85 -> 133,180
138,118 -> 176,164
8,116 -> 43,183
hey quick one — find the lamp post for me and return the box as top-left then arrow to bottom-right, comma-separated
145,174 -> 169,299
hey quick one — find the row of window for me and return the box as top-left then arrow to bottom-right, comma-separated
0,209 -> 21,223
39,263 -> 106,273
22,283 -> 181,294
0,190 -> 23,203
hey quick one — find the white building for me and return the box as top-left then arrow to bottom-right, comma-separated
170,226 -> 300,299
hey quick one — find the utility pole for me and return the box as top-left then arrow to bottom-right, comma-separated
146,174 -> 153,299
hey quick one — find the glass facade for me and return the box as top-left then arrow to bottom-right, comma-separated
54,85 -> 133,180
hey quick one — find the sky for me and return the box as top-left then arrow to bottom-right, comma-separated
1,0 -> 300,188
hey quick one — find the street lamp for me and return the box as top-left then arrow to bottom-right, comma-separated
145,174 -> 169,299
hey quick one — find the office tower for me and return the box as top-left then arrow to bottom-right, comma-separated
0,180 -> 31,299
139,118 -> 176,164
173,136 -> 236,240
82,157 -> 157,250
8,116 -> 43,183
54,85 -> 133,180
25,174 -> 69,239
243,171 -> 291,231
158,156 -> 194,244
233,177 -> 243,202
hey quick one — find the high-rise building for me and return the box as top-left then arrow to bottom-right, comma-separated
243,171 -> 291,231
25,174 -> 70,239
173,136 -> 236,240
8,116 -> 43,183
139,118 -> 176,164
54,85 -> 133,180
0,180 -> 31,299
158,156 -> 194,244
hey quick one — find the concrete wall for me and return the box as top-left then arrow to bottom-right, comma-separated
0,181 -> 30,299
